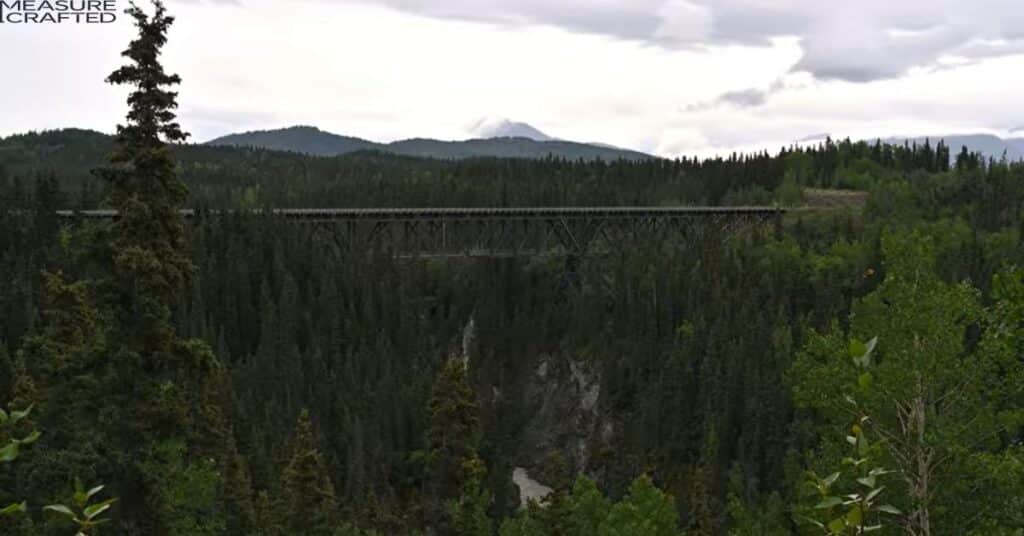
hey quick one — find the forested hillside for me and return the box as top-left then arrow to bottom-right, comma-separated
3,2 -> 1024,535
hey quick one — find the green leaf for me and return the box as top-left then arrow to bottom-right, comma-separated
827,517 -> 847,534
85,485 -> 105,501
83,498 -> 115,520
857,475 -> 877,488
19,430 -> 41,445
815,496 -> 843,509
9,405 -> 33,422
0,501 -> 27,516
73,478 -> 87,507
857,430 -> 870,457
44,504 -> 76,517
850,337 -> 878,368
865,486 -> 885,503
0,441 -> 19,463
858,372 -> 873,389
849,339 -> 867,360
823,472 -> 841,486
0,408 -> 8,423
846,505 -> 863,526
863,337 -> 878,359
877,504 -> 902,515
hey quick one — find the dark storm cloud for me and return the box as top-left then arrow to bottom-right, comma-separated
353,0 -> 1024,82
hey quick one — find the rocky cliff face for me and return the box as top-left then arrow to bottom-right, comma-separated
490,351 -> 613,505
459,307 -> 617,510
518,354 -> 604,472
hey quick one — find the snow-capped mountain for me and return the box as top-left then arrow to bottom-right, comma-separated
468,117 -> 555,142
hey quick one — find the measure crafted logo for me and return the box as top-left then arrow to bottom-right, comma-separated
0,0 -> 117,24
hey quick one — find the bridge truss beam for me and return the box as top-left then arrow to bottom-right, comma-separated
56,207 -> 784,257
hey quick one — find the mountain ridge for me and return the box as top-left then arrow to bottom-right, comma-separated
881,134 -> 1024,161
205,125 -> 653,161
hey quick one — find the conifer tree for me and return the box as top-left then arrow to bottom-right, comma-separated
279,409 -> 338,536
498,513 -> 545,536
421,359 -> 490,532
599,475 -> 679,536
570,476 -> 610,536
528,452 -> 574,535
221,439 -> 257,535
88,0 -> 194,352
253,491 -> 283,536
19,1 -> 234,532
447,457 -> 493,536
687,459 -> 716,535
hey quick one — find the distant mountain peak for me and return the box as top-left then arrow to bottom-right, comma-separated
882,133 -> 1024,161
282,125 -> 323,132
469,117 -> 554,142
206,126 -> 381,156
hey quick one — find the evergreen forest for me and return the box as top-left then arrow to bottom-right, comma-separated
2,2 -> 1024,535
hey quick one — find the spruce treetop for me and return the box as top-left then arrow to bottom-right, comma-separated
108,0 -> 188,145
93,0 -> 195,348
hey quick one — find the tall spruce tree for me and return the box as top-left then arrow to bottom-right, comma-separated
94,0 -> 192,349
19,2 -> 237,533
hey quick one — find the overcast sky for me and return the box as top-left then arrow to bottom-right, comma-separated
3,0 -> 1024,157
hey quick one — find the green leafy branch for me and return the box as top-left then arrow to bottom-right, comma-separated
44,478 -> 117,536
802,338 -> 901,534
0,404 -> 41,517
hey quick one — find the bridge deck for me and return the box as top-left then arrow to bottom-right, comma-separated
56,206 -> 784,221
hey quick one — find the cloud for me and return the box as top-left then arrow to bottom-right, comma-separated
5,0 -> 1024,158
659,48 -> 1024,156
717,88 -> 769,107
685,77 -> 794,112
652,0 -> 713,43
686,87 -> 768,112
351,0 -> 1024,82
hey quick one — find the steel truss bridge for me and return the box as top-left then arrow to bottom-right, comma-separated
56,206 -> 784,257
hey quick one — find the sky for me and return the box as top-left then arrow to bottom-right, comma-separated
2,0 -> 1024,157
